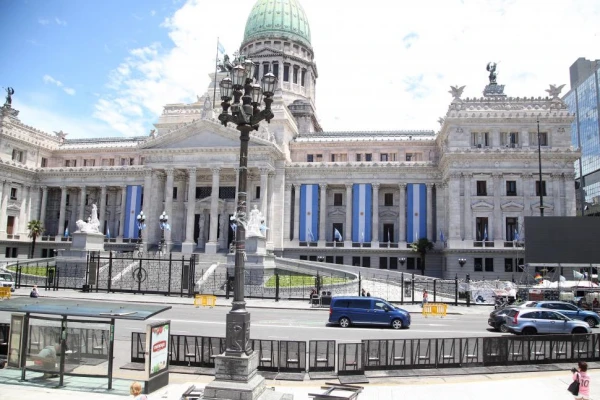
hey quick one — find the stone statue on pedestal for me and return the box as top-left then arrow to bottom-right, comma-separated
246,205 -> 265,238
75,204 -> 101,233
3,87 -> 14,107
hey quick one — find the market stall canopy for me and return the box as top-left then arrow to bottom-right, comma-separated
0,298 -> 171,320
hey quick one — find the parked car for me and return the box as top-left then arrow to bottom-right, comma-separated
524,301 -> 600,328
488,306 -> 518,332
0,272 -> 15,292
328,296 -> 410,329
488,300 -> 536,319
504,309 -> 591,335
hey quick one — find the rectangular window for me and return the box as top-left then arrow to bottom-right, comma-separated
380,154 -> 388,162
307,154 -> 314,162
330,153 -> 347,162
476,181 -> 487,196
300,255 -> 308,261
196,187 -> 212,199
333,193 -> 343,206
505,132 -> 519,147
379,257 -> 388,269
65,159 -> 76,167
538,132 -> 548,146
355,154 -> 362,162
10,188 -> 17,200
352,256 -> 361,267
11,149 -> 24,162
272,63 -> 279,78
85,194 -> 89,205
389,257 -> 398,270
535,181 -> 547,196
384,193 -> 393,206
315,154 -> 323,162
262,63 -> 270,76
325,256 -> 334,264
506,180 -> 517,196
255,186 -> 261,200
301,69 -> 306,86
172,187 -> 178,200
41,157 -> 48,167
336,256 -> 344,265
283,65 -> 289,82
253,63 -> 259,81
474,258 -> 483,272
365,153 -> 372,162
83,159 -> 95,167
472,132 -> 489,147
66,194 -> 70,206
383,224 -> 394,242
530,132 -> 549,146
485,258 -> 494,272
406,153 -> 412,161
476,217 -> 488,241
140,157 -> 145,165
407,258 -> 415,270
293,66 -> 298,84
505,258 -> 513,272
506,217 -> 518,241
362,257 -> 371,268
332,222 -> 343,241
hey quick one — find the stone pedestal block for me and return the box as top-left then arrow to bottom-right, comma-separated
246,236 -> 266,255
71,232 -> 105,251
205,242 -> 218,254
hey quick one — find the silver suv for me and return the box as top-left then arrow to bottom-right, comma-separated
0,272 -> 15,292
504,309 -> 591,335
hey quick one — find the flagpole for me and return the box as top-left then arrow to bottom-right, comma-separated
213,37 -> 220,107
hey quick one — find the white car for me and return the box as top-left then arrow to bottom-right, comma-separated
0,272 -> 15,292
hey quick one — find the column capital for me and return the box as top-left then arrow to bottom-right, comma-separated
285,183 -> 293,191
100,184 -> 107,190
462,172 -> 473,179
492,172 -> 502,179
552,172 -> 563,180
41,185 -> 48,191
144,168 -> 153,177
60,185 -> 67,190
319,183 -> 328,190
211,167 -> 221,175
398,182 -> 407,189
294,183 -> 302,190
120,184 -> 127,189
259,167 -> 271,175
426,182 -> 433,190
165,167 -> 175,176
345,183 -> 353,190
188,167 -> 197,175
372,183 -> 380,190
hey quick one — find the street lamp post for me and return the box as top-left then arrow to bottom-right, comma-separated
398,257 -> 406,268
136,211 -> 146,244
159,211 -> 168,253
217,55 -> 276,356
458,258 -> 467,268
537,119 -> 545,217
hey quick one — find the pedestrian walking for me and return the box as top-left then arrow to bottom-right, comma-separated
570,361 -> 591,400
130,381 -> 148,400
361,288 -> 366,297
422,290 -> 429,307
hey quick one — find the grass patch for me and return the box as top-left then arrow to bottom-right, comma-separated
6,265 -> 54,277
264,273 -> 351,288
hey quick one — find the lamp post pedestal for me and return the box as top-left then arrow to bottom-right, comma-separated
203,352 -> 267,400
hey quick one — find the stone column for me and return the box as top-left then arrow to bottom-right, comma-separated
182,167 -> 197,253
78,186 -> 87,221
99,185 -> 107,234
565,172 -> 576,216
19,186 -> 30,234
142,169 -> 154,245
463,174 -> 473,240
372,183 -> 380,243
493,173 -> 502,241
436,182 -> 447,245
553,173 -> 562,216
164,168 -> 175,249
57,186 -> 67,236
118,185 -> 127,239
521,127 -> 530,147
345,183 -> 353,244
426,183 -> 433,241
398,183 -> 406,243
39,186 -> 48,226
448,175 -> 461,242
318,183 -> 327,243
293,184 -> 301,242
267,171 -> 275,246
0,181 -> 8,237
522,173 -> 532,217
259,168 -> 269,225
206,167 -> 221,254
284,183 -> 293,241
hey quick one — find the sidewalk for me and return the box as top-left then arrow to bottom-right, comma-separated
8,287 -> 493,315
0,368 -> 593,399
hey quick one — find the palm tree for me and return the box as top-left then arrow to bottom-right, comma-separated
411,237 -> 434,275
27,220 -> 44,258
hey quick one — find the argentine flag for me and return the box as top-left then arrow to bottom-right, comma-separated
352,184 -> 372,242
406,184 -> 426,243
124,185 -> 143,239
334,228 -> 343,242
299,184 -> 319,242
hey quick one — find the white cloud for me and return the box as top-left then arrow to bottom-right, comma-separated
55,18 -> 67,26
38,18 -> 50,25
42,75 -> 76,96
150,10 -> 156,16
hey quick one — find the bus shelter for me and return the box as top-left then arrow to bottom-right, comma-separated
0,297 -> 171,389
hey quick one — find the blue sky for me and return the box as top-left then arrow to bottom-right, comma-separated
1,0 -> 599,138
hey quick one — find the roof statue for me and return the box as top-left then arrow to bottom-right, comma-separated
448,85 -> 466,101
201,96 -> 213,120
218,54 -> 233,73
3,87 -> 14,107
483,62 -> 506,97
486,62 -> 498,85
546,84 -> 566,100
53,130 -> 68,143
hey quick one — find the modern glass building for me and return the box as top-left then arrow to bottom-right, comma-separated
563,58 -> 600,215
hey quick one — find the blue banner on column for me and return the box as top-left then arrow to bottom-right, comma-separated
299,184 -> 319,241
407,183 -> 427,243
352,184 -> 372,242
124,185 -> 143,239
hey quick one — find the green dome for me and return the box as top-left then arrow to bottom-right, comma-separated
242,0 -> 311,48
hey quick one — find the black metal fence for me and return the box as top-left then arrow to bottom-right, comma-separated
131,331 -> 600,375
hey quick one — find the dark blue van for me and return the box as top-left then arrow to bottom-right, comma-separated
328,296 -> 410,329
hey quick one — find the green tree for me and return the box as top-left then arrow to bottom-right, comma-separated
411,237 -> 434,275
27,220 -> 44,258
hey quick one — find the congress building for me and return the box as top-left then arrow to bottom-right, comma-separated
0,0 -> 578,280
